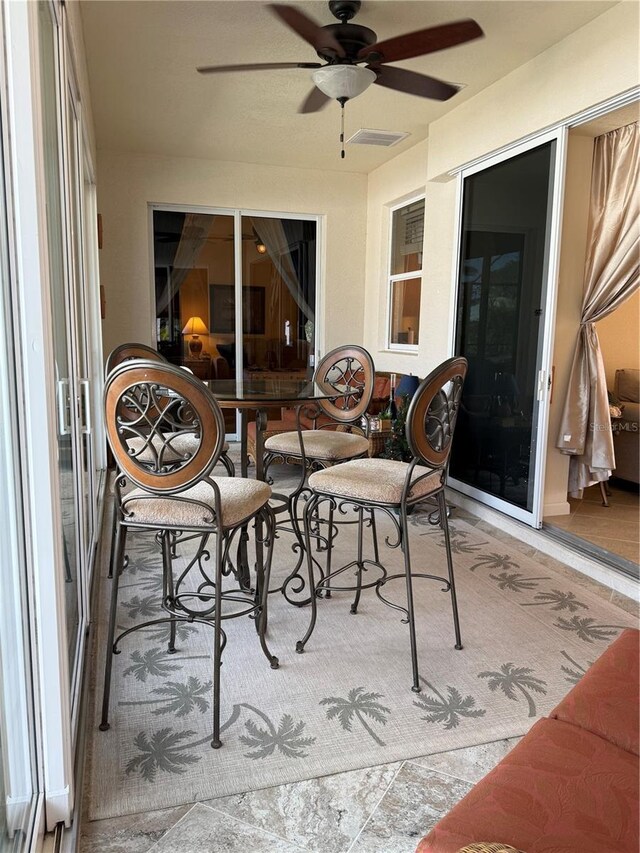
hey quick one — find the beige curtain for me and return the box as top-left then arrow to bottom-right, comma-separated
156,213 -> 214,314
557,122 -> 640,495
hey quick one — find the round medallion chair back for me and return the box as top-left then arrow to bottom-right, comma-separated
314,344 -> 375,423
406,356 -> 467,471
101,361 -> 277,750
105,342 -> 165,379
262,345 -> 375,608
104,359 -> 225,493
296,356 -> 468,695
105,349 -> 235,576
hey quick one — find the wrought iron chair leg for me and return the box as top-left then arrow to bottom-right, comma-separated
211,532 -> 224,749
324,501 -> 334,598
108,495 -> 119,579
296,495 -> 320,653
100,522 -> 127,730
162,531 -> 177,654
350,507 -> 364,615
220,451 -> 235,477
257,509 -> 279,669
369,509 -> 380,563
438,490 -> 463,650
400,505 -> 421,693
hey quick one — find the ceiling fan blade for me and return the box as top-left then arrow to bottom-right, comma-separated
197,61 -> 321,74
372,65 -> 459,101
269,4 -> 346,58
359,19 -> 483,64
298,87 -> 331,114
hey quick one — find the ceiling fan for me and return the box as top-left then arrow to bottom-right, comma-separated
197,1 -> 484,115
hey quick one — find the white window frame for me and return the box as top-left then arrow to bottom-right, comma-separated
385,194 -> 425,353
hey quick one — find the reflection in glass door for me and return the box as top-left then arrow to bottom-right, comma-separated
152,208 -> 319,435
450,140 -> 561,524
38,0 -> 82,679
240,215 -> 316,380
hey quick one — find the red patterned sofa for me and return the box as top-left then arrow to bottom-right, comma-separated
417,628 -> 640,853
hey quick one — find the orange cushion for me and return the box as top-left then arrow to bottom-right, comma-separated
417,718 -> 639,853
550,628 -> 639,755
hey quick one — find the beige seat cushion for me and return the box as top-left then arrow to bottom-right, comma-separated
126,434 -> 229,465
264,429 -> 369,461
123,477 -> 271,529
308,457 -> 442,505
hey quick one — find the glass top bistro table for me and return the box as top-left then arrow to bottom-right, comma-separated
206,377 -> 351,480
206,376 -> 353,591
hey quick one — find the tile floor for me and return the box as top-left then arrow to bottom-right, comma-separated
77,498 -> 638,853
544,479 -> 639,565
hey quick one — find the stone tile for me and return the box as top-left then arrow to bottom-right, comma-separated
349,764 -> 471,853
573,500 -> 640,525
146,803 -> 303,852
610,589 -> 640,617
409,736 -> 522,784
562,514 -> 638,543
79,805 -> 191,853
207,762 -> 402,853
581,535 -> 639,564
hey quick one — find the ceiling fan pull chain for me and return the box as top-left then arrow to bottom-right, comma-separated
339,97 -> 346,158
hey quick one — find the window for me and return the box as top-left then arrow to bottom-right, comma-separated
387,197 -> 424,349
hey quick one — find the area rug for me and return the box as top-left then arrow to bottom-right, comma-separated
85,492 -> 637,820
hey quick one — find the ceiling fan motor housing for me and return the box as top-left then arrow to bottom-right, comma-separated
319,23 -> 377,62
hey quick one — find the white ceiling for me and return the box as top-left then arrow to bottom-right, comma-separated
80,0 -> 620,174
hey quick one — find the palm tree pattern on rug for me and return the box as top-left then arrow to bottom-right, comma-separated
559,650 -> 594,684
122,647 -> 208,683
125,703 -> 317,781
521,590 -> 589,612
478,663 -> 547,717
414,679 -> 486,730
489,571 -> 551,592
554,616 -> 627,643
416,523 -> 488,553
120,676 -> 212,718
93,516 -> 635,812
320,687 -> 391,746
468,553 -> 520,573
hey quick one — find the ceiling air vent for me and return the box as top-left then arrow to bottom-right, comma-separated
347,129 -> 410,148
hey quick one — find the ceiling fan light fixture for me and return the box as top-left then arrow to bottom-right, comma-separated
311,65 -> 376,101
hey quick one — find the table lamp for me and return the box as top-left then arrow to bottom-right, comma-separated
182,316 -> 208,358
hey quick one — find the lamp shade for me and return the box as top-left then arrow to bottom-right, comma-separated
311,65 -> 376,101
396,373 -> 420,401
182,316 -> 208,336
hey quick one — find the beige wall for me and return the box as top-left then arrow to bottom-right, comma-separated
543,134 -> 594,516
598,289 -> 640,388
98,151 -> 367,360
360,2 -> 638,519
426,2 -> 638,181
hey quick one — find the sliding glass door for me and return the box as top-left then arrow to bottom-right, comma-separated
152,207 -> 319,435
450,133 -> 566,526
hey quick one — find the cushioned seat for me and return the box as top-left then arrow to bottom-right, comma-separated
264,429 -> 369,462
127,434 -> 229,465
308,457 -> 442,504
124,477 -> 271,529
550,627 -> 639,755
418,717 -> 639,853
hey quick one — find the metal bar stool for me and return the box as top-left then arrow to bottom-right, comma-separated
296,356 -> 468,693
262,345 -> 376,604
105,343 -> 235,578
101,360 -> 278,749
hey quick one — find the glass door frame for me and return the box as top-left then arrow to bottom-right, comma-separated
447,127 -> 568,528
148,203 -> 324,440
